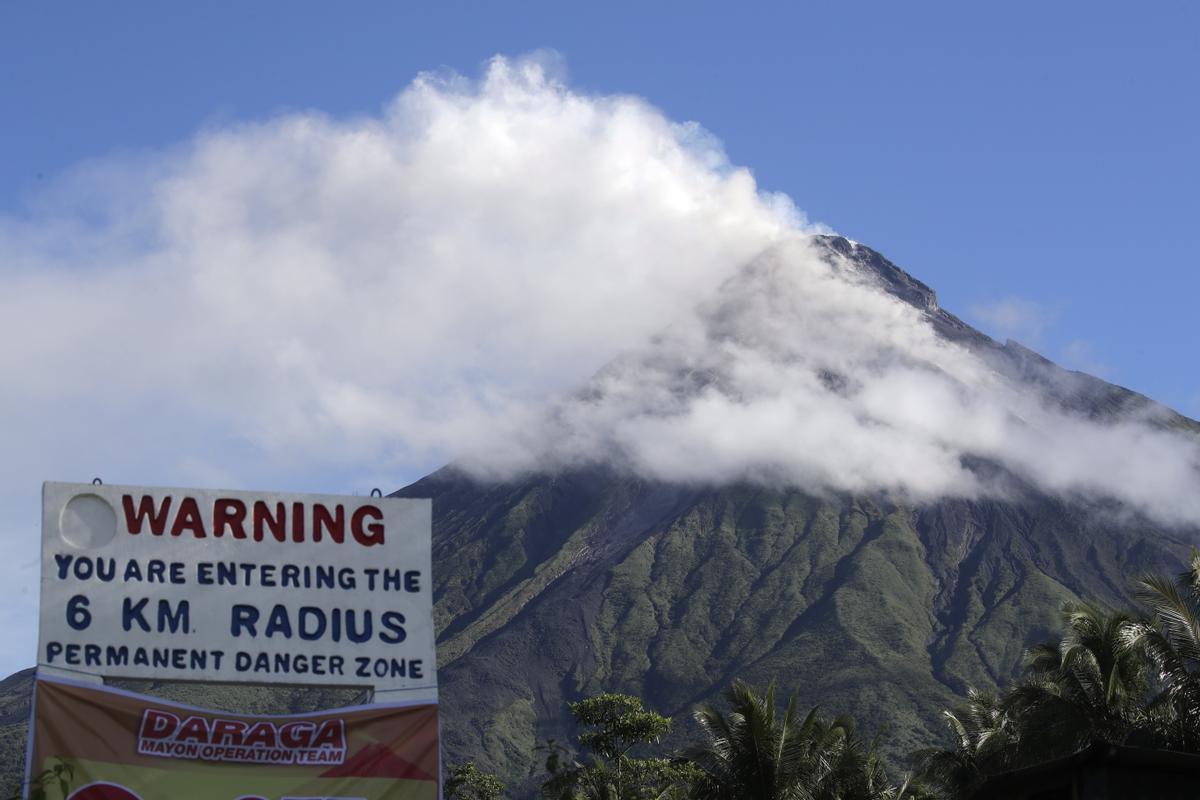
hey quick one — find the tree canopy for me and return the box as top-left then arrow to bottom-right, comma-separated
455,554 -> 1200,799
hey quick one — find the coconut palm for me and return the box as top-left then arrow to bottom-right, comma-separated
1003,602 -> 1153,754
914,559 -> 1200,797
912,688 -> 1019,797
818,718 -> 910,799
1121,550 -> 1200,751
686,679 -> 902,800
916,603 -> 1155,796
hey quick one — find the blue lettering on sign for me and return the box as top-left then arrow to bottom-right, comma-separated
355,656 -> 423,679
123,598 -> 191,633
44,642 -> 223,671
362,567 -> 422,592
159,599 -> 190,633
265,605 -> 293,639
66,595 -> 91,630
231,604 -> 259,636
380,611 -> 407,644
53,555 -> 117,582
228,605 -> 408,644
124,597 -> 151,631
299,607 -> 326,640
141,560 -> 187,584
232,651 -> 347,676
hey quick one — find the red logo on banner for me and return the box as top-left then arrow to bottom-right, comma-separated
137,708 -> 347,765
68,784 -> 143,800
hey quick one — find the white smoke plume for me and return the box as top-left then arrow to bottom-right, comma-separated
2,55 -> 1199,669
1,55 -> 801,482
475,238 -> 1200,524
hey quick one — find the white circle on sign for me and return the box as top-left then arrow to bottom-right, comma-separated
59,494 -> 118,549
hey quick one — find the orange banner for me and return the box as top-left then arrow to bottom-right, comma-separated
25,676 -> 439,800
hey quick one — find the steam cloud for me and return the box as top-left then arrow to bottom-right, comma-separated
481,238 -> 1200,524
3,55 -> 1199,578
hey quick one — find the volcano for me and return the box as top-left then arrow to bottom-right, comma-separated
395,235 -> 1197,791
1,236 -> 1195,797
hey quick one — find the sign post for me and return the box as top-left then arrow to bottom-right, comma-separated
27,481 -> 438,799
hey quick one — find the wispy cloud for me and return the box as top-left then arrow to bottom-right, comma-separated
1060,339 -> 1112,378
0,54 -> 801,483
969,297 -> 1055,345
468,240 -> 1200,527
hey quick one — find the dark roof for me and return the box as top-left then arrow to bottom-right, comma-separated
973,742 -> 1200,800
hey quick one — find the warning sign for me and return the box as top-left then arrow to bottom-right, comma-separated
38,482 -> 435,695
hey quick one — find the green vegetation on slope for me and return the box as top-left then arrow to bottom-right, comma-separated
402,470 -> 1186,793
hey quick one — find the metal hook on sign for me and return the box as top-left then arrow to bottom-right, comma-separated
370,488 -> 383,498
92,477 -> 103,485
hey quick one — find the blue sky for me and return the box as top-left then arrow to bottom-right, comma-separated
1,2 -> 1198,677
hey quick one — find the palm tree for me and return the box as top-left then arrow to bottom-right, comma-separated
686,679 -> 901,800
1120,550 -> 1200,751
916,603 -> 1154,795
1004,602 -> 1152,754
912,688 -> 1018,797
915,558 -> 1200,796
819,718 -> 909,799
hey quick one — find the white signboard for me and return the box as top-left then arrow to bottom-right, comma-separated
39,482 -> 435,699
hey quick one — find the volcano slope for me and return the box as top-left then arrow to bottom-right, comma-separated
396,235 -> 1197,790
402,465 -> 1189,792
0,237 -> 1195,797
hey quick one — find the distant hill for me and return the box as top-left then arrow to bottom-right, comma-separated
2,236 -> 1195,797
